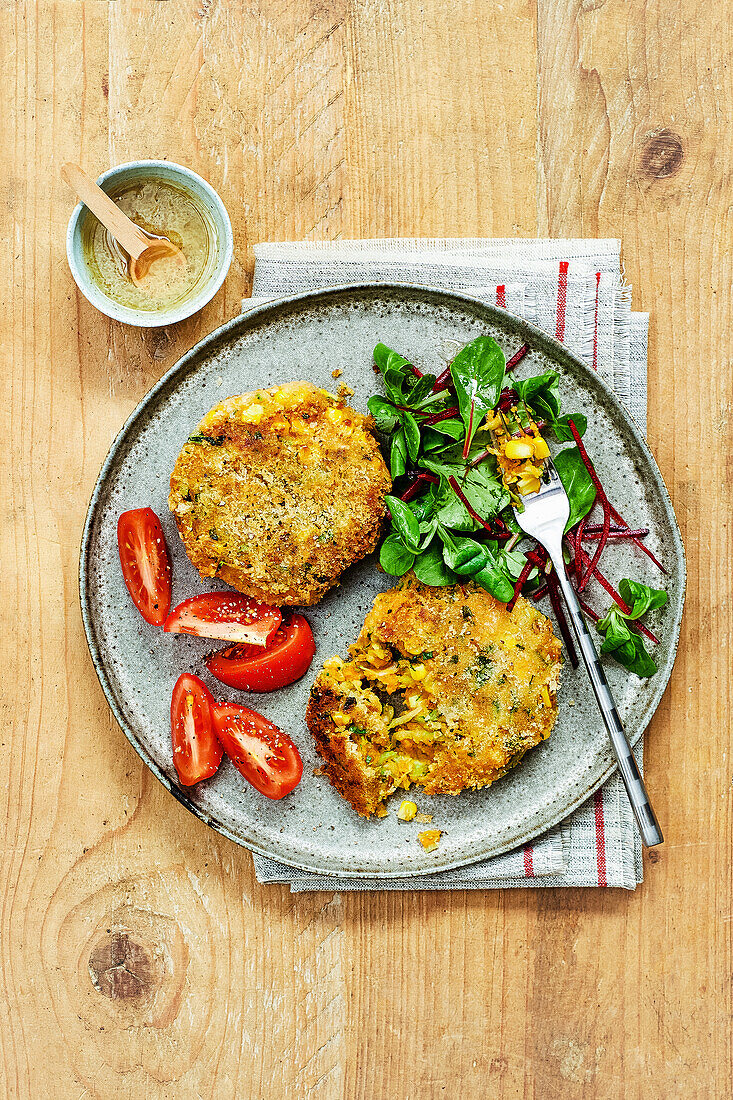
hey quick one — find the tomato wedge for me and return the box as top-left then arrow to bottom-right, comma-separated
117,508 -> 172,625
206,614 -> 315,692
211,702 -> 303,799
170,673 -> 222,786
164,593 -> 282,645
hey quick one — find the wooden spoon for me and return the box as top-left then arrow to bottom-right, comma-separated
61,162 -> 186,288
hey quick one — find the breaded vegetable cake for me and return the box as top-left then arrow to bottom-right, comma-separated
306,575 -> 562,816
169,381 -> 391,606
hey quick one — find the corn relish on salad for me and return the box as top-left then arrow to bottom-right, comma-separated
487,404 -> 550,499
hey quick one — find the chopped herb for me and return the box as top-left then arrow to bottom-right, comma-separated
209,529 -> 219,540
188,434 -> 225,446
471,652 -> 495,685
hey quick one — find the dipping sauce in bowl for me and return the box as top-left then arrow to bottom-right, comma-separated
82,178 -> 213,311
67,160 -> 233,327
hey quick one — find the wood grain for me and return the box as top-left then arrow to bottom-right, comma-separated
1,0 -> 730,1097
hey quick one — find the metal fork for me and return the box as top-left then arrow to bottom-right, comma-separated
513,459 -> 663,847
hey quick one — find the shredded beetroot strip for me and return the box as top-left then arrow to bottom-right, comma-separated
579,495 -> 611,593
399,472 -> 438,503
468,447 -> 492,469
447,476 -> 494,532
432,367 -> 452,393
507,557 -> 535,613
424,406 -> 460,425
546,571 -> 579,668
498,387 -> 519,411
568,419 -> 667,575
582,524 -> 649,539
505,344 -> 529,371
526,547 -> 548,568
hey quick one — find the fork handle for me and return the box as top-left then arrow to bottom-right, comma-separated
547,545 -> 664,848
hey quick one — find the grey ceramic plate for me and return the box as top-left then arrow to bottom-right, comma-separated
80,284 -> 685,877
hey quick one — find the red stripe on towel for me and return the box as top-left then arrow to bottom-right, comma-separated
555,260 -> 570,341
523,845 -> 534,876
594,790 -> 608,886
592,270 -> 601,370
496,284 -> 506,309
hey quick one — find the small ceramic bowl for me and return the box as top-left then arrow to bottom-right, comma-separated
66,160 -> 233,327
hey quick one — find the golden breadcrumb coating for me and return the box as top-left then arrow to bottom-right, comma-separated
306,574 -> 562,816
169,381 -> 392,606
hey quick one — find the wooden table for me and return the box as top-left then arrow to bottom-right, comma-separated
2,2 -> 730,1096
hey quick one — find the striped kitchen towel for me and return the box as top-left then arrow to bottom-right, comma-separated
243,238 -> 649,891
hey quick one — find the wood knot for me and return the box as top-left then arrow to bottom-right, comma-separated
89,932 -> 157,1001
639,130 -> 684,179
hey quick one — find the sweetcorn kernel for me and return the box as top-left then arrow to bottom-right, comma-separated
418,829 -> 442,851
332,713 -> 351,727
504,439 -> 535,460
397,800 -> 417,821
533,436 -> 551,460
517,474 -> 541,495
241,403 -> 264,423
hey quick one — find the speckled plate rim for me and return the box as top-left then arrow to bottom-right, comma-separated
79,283 -> 686,878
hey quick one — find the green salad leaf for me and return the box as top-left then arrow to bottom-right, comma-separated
421,460 -> 509,531
385,494 -> 420,552
402,410 -> 421,462
412,542 -> 457,586
553,446 -> 596,531
472,554 -> 517,603
449,336 -> 506,451
367,395 -> 400,433
550,413 -> 587,442
379,533 -> 416,576
421,419 -> 466,451
596,606 -> 658,678
438,528 -> 491,577
594,578 -> 667,678
617,579 -> 668,619
514,370 -> 561,418
390,429 -> 408,478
